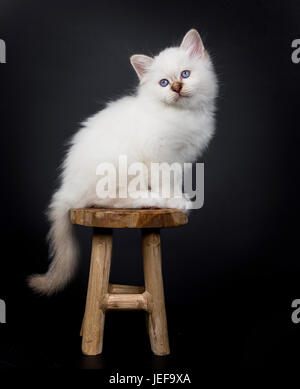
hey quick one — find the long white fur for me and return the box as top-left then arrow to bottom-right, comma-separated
28,29 -> 218,295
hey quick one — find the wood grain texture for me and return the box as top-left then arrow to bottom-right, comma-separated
81,228 -> 113,356
101,291 -> 152,311
70,207 -> 188,228
108,283 -> 145,294
142,229 -> 170,356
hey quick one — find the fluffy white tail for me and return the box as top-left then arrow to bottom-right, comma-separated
28,198 -> 79,295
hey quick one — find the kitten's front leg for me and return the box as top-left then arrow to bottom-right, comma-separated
131,191 -> 169,209
149,166 -> 192,211
164,195 -> 192,212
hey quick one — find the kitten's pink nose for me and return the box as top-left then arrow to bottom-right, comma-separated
171,81 -> 183,93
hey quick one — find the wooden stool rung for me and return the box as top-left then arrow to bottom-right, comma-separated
108,283 -> 145,294
101,291 -> 152,312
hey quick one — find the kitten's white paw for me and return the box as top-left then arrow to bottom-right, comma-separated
133,196 -> 165,209
164,197 -> 192,211
128,192 -> 192,211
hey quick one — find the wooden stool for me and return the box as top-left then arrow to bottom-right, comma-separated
70,208 -> 188,356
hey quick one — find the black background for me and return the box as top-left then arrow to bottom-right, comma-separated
0,0 -> 299,374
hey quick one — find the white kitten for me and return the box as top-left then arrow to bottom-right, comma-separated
28,29 -> 218,295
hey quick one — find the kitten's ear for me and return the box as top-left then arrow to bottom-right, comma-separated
130,54 -> 153,80
180,29 -> 204,58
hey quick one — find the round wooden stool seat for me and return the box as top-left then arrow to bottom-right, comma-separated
70,207 -> 188,228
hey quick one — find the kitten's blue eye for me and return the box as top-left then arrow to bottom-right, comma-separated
159,79 -> 169,87
181,70 -> 191,79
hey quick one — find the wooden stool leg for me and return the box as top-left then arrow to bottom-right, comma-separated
82,228 -> 113,355
142,229 -> 170,356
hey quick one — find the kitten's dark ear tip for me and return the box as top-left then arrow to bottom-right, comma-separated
129,55 -> 139,72
130,54 -> 149,67
129,55 -> 135,65
130,54 -> 154,79
181,28 -> 204,56
185,28 -> 201,37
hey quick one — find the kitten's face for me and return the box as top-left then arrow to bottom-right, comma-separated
131,29 -> 217,109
